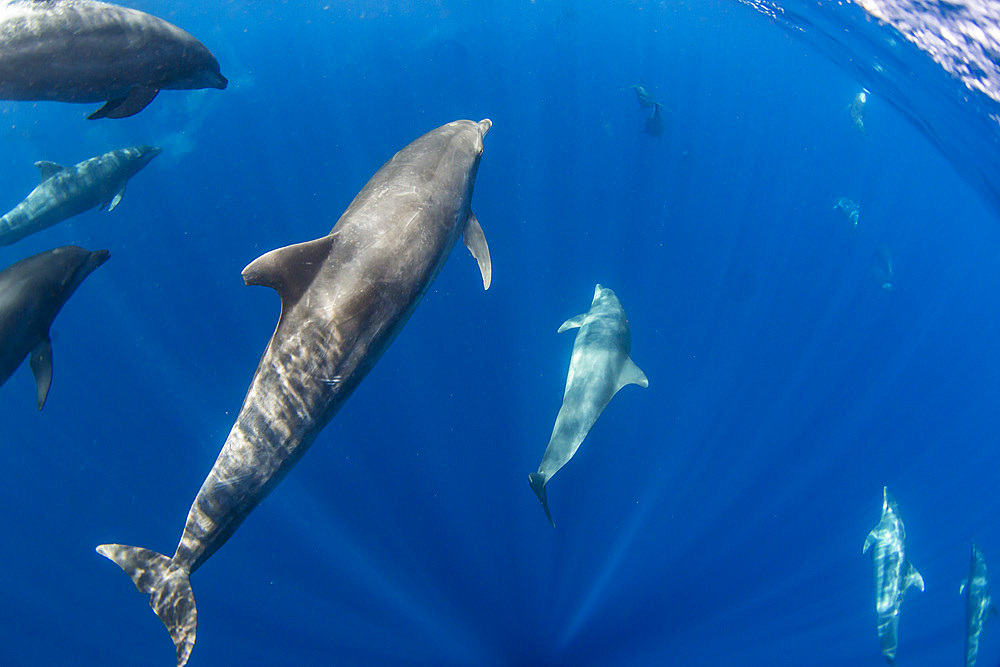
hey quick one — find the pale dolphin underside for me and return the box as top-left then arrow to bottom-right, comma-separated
97,119 -> 493,666
863,486 -> 924,665
529,284 -> 647,526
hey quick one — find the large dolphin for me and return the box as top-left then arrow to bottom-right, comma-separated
0,0 -> 227,119
0,246 -> 109,409
528,284 -> 647,526
863,486 -> 924,665
0,146 -> 161,246
97,119 -> 493,666
961,542 -> 995,666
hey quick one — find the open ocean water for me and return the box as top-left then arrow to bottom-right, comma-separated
1,0 -> 1000,665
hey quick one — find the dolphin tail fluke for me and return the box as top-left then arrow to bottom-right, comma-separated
96,544 -> 196,666
528,473 -> 555,527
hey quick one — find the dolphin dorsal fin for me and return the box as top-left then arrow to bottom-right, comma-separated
558,314 -> 586,333
463,212 -> 491,290
617,357 -> 649,390
34,161 -> 65,182
905,564 -> 925,593
242,234 -> 336,306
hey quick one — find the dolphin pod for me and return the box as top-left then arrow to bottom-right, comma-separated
0,146 -> 161,246
0,246 -> 109,409
864,486 -> 924,664
529,284 -> 648,526
0,0 -> 227,118
97,119 -> 492,666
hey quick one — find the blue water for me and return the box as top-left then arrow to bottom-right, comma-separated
1,0 -> 999,665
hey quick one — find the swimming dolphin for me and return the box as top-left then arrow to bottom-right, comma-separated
0,246 -> 109,409
0,0 -> 227,118
627,84 -> 657,109
850,88 -> 869,134
529,285 -> 647,526
644,103 -> 665,138
97,119 -> 493,666
0,146 -> 161,246
833,197 -> 860,230
961,542 -> 996,667
863,486 -> 924,665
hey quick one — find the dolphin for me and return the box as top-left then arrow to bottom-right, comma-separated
850,88 -> 869,134
644,103 -> 665,138
0,146 -> 161,246
961,542 -> 996,667
97,119 -> 493,666
529,285 -> 648,526
0,0 -> 227,119
833,196 -> 860,230
863,486 -> 924,665
0,246 -> 109,409
627,84 -> 657,109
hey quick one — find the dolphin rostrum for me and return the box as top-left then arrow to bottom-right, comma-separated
0,146 -> 161,246
0,246 -> 109,409
863,486 -> 924,665
529,284 -> 647,526
97,119 -> 492,666
0,0 -> 227,118
961,541 -> 996,667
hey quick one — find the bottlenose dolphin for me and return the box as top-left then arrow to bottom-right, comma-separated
645,103 -> 665,137
850,88 -> 869,134
0,0 -> 227,118
529,285 -> 647,526
961,542 -> 995,667
97,119 -> 493,666
0,246 -> 109,409
833,196 -> 860,230
627,84 -> 657,109
863,486 -> 924,664
0,146 -> 161,246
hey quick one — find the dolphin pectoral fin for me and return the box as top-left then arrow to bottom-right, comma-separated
88,87 -> 159,120
29,337 -> 53,411
618,357 -> 649,390
960,579 -> 967,595
97,544 -> 196,666
107,186 -> 126,211
528,473 -> 555,527
242,234 -> 336,306
463,212 -> 491,290
557,314 -> 586,333
34,161 -> 65,182
863,530 -> 876,554
905,565 -> 924,592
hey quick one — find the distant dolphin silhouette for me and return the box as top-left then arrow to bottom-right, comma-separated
0,246 -> 109,409
97,119 -> 493,666
644,102 -> 666,137
0,0 -> 227,118
0,146 -> 161,246
961,542 -> 995,667
864,486 -> 924,665
627,84 -> 657,109
529,284 -> 647,526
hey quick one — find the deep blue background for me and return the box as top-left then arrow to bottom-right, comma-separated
1,0 -> 998,665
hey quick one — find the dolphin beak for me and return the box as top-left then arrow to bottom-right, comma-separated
215,72 -> 229,90
85,249 -> 111,274
478,119 -> 492,136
